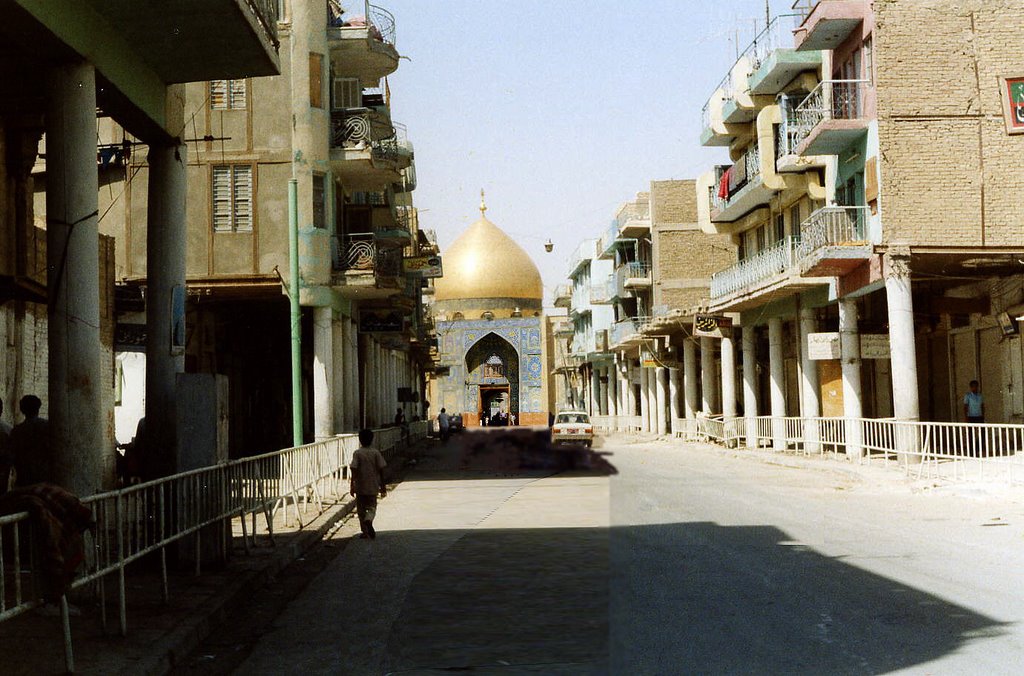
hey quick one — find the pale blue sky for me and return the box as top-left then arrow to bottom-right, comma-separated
382,0 -> 794,302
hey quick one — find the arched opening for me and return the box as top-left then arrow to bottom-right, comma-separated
465,332 -> 520,426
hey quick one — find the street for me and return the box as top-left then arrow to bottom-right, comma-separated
190,431 -> 1024,675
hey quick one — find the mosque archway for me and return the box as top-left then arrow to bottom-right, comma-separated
465,332 -> 520,425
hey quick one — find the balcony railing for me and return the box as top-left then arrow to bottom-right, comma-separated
331,109 -> 406,162
740,14 -> 801,73
336,235 -> 402,278
709,143 -> 762,214
711,236 -> 799,298
245,0 -> 280,47
567,240 -> 595,277
790,0 -> 820,24
788,79 -> 869,151
328,1 -> 396,46
795,205 -> 868,259
615,201 -> 650,233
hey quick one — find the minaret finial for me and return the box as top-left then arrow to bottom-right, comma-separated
479,188 -> 487,216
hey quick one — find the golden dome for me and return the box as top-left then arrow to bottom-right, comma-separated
434,199 -> 543,303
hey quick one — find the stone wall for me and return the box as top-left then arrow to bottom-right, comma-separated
876,0 -> 1024,246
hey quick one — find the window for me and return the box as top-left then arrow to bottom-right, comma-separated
309,53 -> 324,108
775,213 -> 785,243
755,224 -> 766,252
863,37 -> 873,84
332,78 -> 361,110
210,80 -> 247,110
790,202 -> 802,240
212,165 -> 253,232
312,173 -> 327,229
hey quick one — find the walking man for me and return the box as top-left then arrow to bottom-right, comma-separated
349,428 -> 387,539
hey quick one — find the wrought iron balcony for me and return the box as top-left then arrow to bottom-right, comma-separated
334,235 -> 402,281
796,205 -> 871,276
711,236 -> 800,298
709,143 -> 765,222
327,1 -> 399,82
787,79 -> 871,155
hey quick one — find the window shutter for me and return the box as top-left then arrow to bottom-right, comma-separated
229,79 -> 247,109
210,80 -> 228,110
333,78 -> 360,109
233,166 -> 253,231
212,166 -> 233,230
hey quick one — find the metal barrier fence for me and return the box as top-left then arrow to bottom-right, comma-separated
0,421 -> 429,672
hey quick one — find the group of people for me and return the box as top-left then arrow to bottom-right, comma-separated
480,410 -> 516,427
0,395 -> 50,495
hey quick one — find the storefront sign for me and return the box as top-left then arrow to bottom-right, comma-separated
807,332 -> 841,360
641,350 -> 657,368
859,334 -> 890,359
403,255 -> 443,278
358,310 -> 404,333
694,314 -> 732,338
1001,76 -> 1024,134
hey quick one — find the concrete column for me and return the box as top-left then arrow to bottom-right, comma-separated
839,298 -> 863,458
700,337 -> 715,414
721,332 -> 737,419
46,62 -> 103,494
140,141 -> 187,483
683,339 -> 698,419
885,253 -> 920,463
345,318 -> 357,431
768,317 -> 786,450
331,316 -> 347,434
669,366 -> 681,429
590,365 -> 600,416
607,365 -> 618,418
655,366 -> 668,435
313,306 -> 334,441
639,365 -> 650,431
618,361 -> 629,430
799,305 -> 821,453
742,326 -> 759,449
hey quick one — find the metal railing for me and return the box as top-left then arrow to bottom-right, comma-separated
329,1 -> 396,46
330,109 -> 406,163
740,14 -> 802,73
710,236 -> 799,297
244,0 -> 280,48
709,144 -> 761,215
788,79 -> 870,151
337,236 -> 402,278
795,205 -> 868,259
790,0 -> 821,25
0,422 -> 429,672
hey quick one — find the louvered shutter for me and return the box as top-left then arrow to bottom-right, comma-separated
229,79 -> 247,109
212,166 -> 233,230
233,166 -> 253,231
210,80 -> 228,110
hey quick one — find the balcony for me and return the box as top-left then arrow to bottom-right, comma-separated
787,80 -> 871,155
709,144 -> 774,223
553,283 -> 572,308
795,206 -> 871,276
590,275 -> 614,304
700,85 -> 736,148
567,240 -> 596,278
327,1 -> 399,83
330,109 -> 413,188
331,235 -> 404,299
709,206 -> 871,307
792,0 -> 869,52
597,219 -> 620,260
618,262 -> 652,290
551,319 -> 574,337
746,15 -> 822,95
614,199 -> 651,238
609,317 -> 646,348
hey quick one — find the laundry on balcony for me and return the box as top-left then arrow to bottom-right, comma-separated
717,167 -> 732,199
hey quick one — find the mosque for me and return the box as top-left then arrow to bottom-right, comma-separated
428,194 -> 552,426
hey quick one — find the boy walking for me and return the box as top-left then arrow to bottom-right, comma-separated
349,428 -> 387,539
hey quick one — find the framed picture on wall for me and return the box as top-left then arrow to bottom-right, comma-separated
999,76 -> 1024,134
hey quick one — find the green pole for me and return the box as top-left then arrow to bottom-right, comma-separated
288,178 -> 303,447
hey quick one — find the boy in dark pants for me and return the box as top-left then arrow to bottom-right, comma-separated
349,428 -> 387,539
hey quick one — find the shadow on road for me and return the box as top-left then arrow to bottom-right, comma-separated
404,428 -> 618,481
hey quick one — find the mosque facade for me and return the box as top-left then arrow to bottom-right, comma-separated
428,197 -> 551,426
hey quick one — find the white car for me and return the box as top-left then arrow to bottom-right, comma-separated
551,411 -> 593,447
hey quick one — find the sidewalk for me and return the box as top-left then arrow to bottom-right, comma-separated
0,439 -> 430,676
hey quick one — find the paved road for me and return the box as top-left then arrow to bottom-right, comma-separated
233,433 -> 1024,675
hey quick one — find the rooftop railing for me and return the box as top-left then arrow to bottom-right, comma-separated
614,200 -> 650,232
740,14 -> 802,73
245,0 -> 280,48
788,79 -> 870,151
790,0 -> 821,25
328,1 -> 396,46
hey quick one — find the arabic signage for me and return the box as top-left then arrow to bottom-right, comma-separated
1001,76 -> 1024,134
403,255 -> 443,278
641,350 -> 657,368
859,334 -> 890,359
807,332 -> 841,361
358,309 -> 404,333
694,314 -> 733,338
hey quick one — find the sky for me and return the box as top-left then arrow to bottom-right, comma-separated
380,0 -> 795,303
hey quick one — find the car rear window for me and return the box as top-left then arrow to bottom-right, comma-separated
556,414 -> 590,424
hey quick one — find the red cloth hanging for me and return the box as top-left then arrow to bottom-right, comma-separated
717,167 -> 732,200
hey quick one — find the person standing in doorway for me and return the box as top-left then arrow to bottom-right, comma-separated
10,395 -> 51,487
963,380 -> 985,423
349,428 -> 387,539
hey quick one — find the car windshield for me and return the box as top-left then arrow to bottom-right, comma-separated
556,414 -> 589,424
